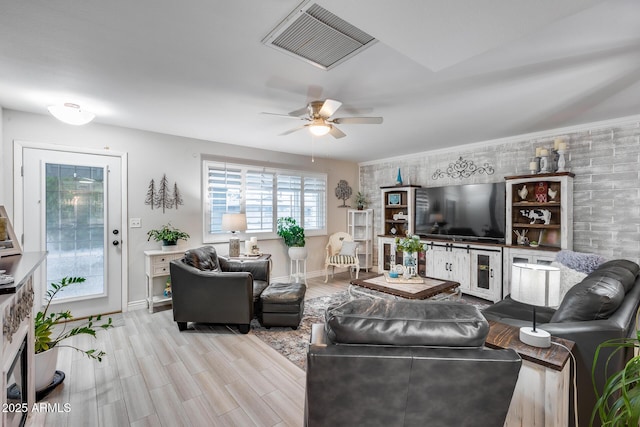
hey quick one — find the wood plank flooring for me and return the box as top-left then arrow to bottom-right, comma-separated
28,271 -> 369,427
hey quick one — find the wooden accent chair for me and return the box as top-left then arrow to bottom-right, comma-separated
324,232 -> 360,283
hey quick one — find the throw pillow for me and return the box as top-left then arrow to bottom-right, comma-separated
339,241 -> 358,256
551,261 -> 587,304
554,250 -> 607,274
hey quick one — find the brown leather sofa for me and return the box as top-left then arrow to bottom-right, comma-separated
169,246 -> 270,333
482,259 -> 640,427
306,299 -> 521,427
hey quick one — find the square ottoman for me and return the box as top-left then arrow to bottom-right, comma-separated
260,282 -> 306,329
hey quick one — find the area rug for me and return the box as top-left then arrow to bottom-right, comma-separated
250,290 -> 491,370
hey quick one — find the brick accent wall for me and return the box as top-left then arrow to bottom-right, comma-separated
360,120 -> 640,265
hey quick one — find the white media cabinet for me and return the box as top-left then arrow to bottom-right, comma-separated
378,237 -> 504,303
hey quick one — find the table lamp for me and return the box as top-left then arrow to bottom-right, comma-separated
510,263 -> 560,348
221,213 -> 247,257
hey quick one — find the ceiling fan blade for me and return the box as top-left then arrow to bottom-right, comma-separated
287,106 -> 309,117
279,126 -> 306,136
262,112 -> 307,120
329,125 -> 346,139
319,99 -> 342,118
332,117 -> 383,125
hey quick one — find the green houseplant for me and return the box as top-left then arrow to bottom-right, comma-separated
276,217 -> 305,247
35,276 -> 114,390
354,191 -> 369,210
146,222 -> 190,246
277,217 -> 307,263
591,331 -> 640,426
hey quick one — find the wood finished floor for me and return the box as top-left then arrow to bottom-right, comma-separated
29,271 -> 375,427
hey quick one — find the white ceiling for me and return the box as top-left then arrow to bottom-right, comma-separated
1,0 -> 639,162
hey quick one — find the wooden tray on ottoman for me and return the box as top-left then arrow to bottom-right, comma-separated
350,274 -> 459,300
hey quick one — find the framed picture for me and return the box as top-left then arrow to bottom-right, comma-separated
0,206 -> 22,256
388,193 -> 401,205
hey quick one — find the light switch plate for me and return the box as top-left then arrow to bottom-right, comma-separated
130,218 -> 141,228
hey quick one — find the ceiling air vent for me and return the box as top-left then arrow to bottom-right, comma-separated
262,2 -> 377,70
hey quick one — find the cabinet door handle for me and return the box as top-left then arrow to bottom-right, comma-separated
490,269 -> 494,278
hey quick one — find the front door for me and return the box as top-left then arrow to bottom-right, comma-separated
22,147 -> 123,317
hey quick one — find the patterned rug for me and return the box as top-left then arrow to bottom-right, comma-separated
250,289 -> 491,370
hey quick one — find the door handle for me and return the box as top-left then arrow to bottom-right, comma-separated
113,240 -> 120,246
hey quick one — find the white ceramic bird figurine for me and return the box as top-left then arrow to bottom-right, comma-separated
518,185 -> 528,200
548,187 -> 558,200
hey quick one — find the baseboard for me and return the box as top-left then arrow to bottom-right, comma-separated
127,299 -> 148,311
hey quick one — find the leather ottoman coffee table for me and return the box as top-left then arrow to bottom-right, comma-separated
259,282 -> 306,329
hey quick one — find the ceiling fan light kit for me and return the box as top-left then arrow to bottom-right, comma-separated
264,98 -> 382,139
47,103 -> 96,125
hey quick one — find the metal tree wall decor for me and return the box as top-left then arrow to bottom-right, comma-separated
432,156 -> 495,180
144,174 -> 184,213
335,180 -> 352,208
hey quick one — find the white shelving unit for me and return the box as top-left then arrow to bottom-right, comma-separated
348,209 -> 374,271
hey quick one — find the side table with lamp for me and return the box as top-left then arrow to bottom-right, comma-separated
222,213 -> 247,257
484,263 -> 575,427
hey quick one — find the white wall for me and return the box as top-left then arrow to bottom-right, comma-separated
2,109 -> 359,307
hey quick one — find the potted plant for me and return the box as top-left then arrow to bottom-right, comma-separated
591,331 -> 640,426
354,191 -> 369,210
395,234 -> 428,277
276,217 -> 306,260
147,222 -> 190,250
35,276 -> 113,390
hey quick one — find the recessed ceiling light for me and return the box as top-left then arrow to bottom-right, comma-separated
47,103 -> 96,125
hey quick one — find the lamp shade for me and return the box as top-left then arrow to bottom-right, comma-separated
47,103 -> 96,125
309,124 -> 331,136
221,213 -> 247,233
511,263 -> 561,308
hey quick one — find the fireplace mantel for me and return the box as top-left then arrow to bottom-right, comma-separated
0,252 -> 47,426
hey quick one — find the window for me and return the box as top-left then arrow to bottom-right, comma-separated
203,160 -> 326,242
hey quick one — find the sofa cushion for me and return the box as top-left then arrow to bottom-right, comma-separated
325,299 -> 489,347
550,274 -> 625,322
184,246 -> 219,271
252,280 -> 269,302
593,260 -> 640,293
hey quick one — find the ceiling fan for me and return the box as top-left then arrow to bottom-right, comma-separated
263,99 -> 383,139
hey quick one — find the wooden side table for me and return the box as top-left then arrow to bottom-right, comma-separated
485,321 -> 575,427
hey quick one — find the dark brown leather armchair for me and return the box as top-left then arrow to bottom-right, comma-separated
306,299 -> 521,427
169,246 -> 270,333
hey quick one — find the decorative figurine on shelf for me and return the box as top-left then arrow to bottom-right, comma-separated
164,278 -> 172,297
520,208 -> 552,225
396,168 -> 403,186
518,185 -> 528,200
548,187 -> 558,200
513,229 -> 529,246
535,182 -> 548,203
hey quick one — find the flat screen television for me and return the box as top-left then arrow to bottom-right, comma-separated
415,182 -> 506,243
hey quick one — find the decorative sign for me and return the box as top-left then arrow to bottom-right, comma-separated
432,157 -> 495,180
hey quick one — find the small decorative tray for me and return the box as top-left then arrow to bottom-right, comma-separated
383,272 -> 424,284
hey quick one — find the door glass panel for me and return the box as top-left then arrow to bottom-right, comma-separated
46,163 -> 105,301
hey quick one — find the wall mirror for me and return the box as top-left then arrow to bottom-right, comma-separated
0,206 -> 22,256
